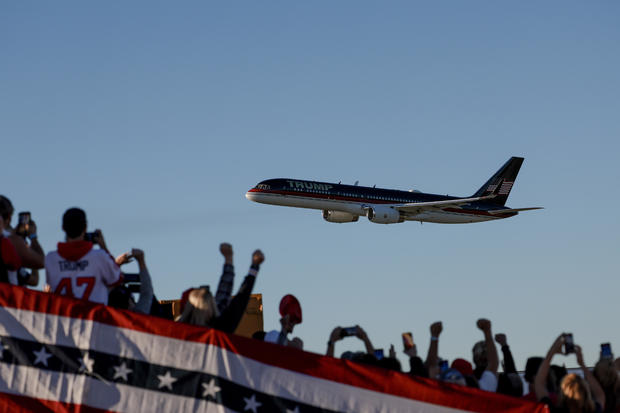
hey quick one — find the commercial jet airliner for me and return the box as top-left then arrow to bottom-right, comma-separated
246,157 -> 542,224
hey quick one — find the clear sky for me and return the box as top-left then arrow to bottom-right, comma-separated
2,1 -> 619,371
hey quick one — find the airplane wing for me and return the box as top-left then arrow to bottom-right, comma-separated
487,207 -> 544,214
390,195 -> 496,214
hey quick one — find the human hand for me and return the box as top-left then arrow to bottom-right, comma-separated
131,248 -> 145,264
115,252 -> 132,265
548,334 -> 564,357
355,325 -> 368,340
494,333 -> 507,346
27,219 -> 38,237
329,327 -> 343,343
477,318 -> 491,333
404,344 -> 418,358
575,345 -> 585,367
430,321 -> 443,338
252,250 -> 264,266
220,243 -> 233,263
389,344 -> 396,359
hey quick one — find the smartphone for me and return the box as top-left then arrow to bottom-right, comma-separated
340,326 -> 358,337
601,343 -> 613,360
439,359 -> 449,372
84,232 -> 97,243
374,349 -> 384,360
564,333 -> 575,354
16,212 -> 31,236
18,212 -> 31,225
123,273 -> 140,283
402,332 -> 414,350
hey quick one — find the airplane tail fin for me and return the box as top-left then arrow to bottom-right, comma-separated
472,157 -> 524,206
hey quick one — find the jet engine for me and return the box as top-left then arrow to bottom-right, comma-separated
366,205 -> 403,224
322,210 -> 359,223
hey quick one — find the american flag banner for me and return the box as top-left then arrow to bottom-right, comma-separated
0,285 -> 546,413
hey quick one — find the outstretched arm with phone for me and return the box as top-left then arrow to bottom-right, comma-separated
326,325 -> 374,358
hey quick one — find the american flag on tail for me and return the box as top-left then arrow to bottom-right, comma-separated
0,285 -> 545,413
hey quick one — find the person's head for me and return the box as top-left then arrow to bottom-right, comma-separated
441,368 -> 467,386
62,208 -> 87,240
558,373 -> 596,412
176,287 -> 218,327
288,337 -> 304,350
497,372 -> 524,397
472,341 -> 487,369
108,286 -> 136,310
0,195 -> 13,224
279,294 -> 302,334
524,357 -> 543,384
594,358 -> 618,392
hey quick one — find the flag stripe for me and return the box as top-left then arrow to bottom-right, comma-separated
0,285 -> 545,413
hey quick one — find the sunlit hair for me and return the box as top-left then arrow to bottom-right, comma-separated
559,373 -> 595,412
176,287 -> 219,326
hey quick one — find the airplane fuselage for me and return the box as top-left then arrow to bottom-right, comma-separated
246,178 -> 517,224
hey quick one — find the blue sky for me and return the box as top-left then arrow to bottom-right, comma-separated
2,1 -> 619,371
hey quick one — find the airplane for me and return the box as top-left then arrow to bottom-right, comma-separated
245,157 -> 542,224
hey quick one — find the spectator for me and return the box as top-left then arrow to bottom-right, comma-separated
535,334 -> 605,412
472,318 -> 499,392
264,294 -> 303,347
593,358 -> 619,413
403,337 -> 428,378
108,248 -> 154,314
0,196 -> 44,285
495,333 -> 523,397
176,247 -> 264,334
326,325 -> 374,358
45,207 -> 122,304
0,215 -> 22,284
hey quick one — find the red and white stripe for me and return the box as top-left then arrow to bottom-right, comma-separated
0,285 -> 545,413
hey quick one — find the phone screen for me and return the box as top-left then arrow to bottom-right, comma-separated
374,349 -> 384,360
601,343 -> 612,359
402,332 -> 414,350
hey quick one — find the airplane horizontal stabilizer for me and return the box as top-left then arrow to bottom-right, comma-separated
487,207 -> 544,215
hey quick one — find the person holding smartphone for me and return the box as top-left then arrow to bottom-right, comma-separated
45,208 -> 122,304
0,196 -> 45,286
534,334 -> 605,412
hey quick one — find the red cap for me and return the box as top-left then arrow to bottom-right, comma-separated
451,358 -> 474,377
279,294 -> 302,324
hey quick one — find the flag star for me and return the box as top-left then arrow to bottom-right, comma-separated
201,378 -> 221,398
286,407 -> 300,413
157,371 -> 177,390
79,353 -> 95,372
33,346 -> 52,367
113,362 -> 132,381
243,394 -> 262,413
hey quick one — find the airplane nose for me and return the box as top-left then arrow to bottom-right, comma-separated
245,192 -> 255,201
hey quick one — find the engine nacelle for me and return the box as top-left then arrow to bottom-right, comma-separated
322,210 -> 359,223
366,205 -> 403,224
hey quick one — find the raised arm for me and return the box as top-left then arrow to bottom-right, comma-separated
131,249 -> 154,314
495,333 -> 517,374
326,327 -> 343,357
355,325 -> 375,355
477,319 -> 499,375
576,345 -> 605,410
214,243 -> 235,314
213,249 -> 263,333
425,321 -> 442,379
535,334 -> 563,401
